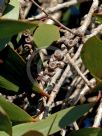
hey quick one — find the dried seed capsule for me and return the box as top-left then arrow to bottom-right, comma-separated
63,56 -> 69,63
38,71 -> 44,77
48,71 -> 55,76
42,75 -> 50,82
50,58 -> 54,62
54,50 -> 63,60
57,61 -> 65,69
44,68 -> 49,75
25,36 -> 32,44
23,30 -> 30,37
61,44 -> 67,50
24,44 -> 32,49
49,61 -> 57,70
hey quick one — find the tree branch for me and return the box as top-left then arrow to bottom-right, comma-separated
29,0 -> 91,20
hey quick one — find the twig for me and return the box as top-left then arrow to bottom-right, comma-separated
73,24 -> 102,61
49,68 -> 62,87
73,121 -> 79,130
24,1 -> 32,18
66,53 -> 93,88
46,65 -> 71,107
73,24 -> 102,62
68,80 -> 85,105
50,101 -> 63,109
86,24 -> 102,40
30,0 -> 81,36
80,78 -> 96,96
29,0 -> 91,20
78,0 -> 99,35
63,59 -> 91,105
67,77 -> 96,105
73,44 -> 83,60
61,129 -> 67,136
93,98 -> 102,127
45,50 -> 92,108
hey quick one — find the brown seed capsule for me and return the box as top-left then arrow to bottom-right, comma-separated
24,44 -> 32,49
57,61 -> 65,69
54,50 -> 63,60
63,56 -> 69,64
25,36 -> 32,44
23,30 -> 30,37
42,75 -> 50,82
44,68 -> 49,75
61,44 -> 67,50
48,71 -> 55,76
49,61 -> 57,70
38,71 -> 44,77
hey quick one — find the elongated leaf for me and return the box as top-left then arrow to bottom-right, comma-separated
0,130 -> 44,136
0,132 -> 9,136
32,81 -> 50,98
0,106 -> 12,136
0,46 -> 27,89
0,46 -> 49,97
33,24 -> 60,48
69,128 -> 102,136
81,36 -> 102,81
0,19 -> 38,40
0,95 -> 34,123
13,104 -> 92,136
0,76 -> 19,92
2,0 -> 19,19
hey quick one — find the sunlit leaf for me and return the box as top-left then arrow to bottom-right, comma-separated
0,106 -> 12,136
0,95 -> 35,123
2,0 -> 19,20
0,76 -> 19,92
0,19 -> 38,40
0,46 -> 26,90
81,36 -> 102,81
33,24 -> 60,48
13,104 -> 93,136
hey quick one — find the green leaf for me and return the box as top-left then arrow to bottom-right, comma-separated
69,128 -> 102,136
0,19 -> 38,40
0,106 -> 12,136
0,46 -> 27,90
22,131 -> 44,136
33,24 -> 60,48
0,37 -> 10,51
32,81 -> 50,98
0,76 -> 19,92
0,95 -> 34,123
0,46 -> 49,97
0,132 -> 9,136
95,14 -> 102,24
13,104 -> 92,136
2,0 -> 19,20
81,36 -> 102,81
